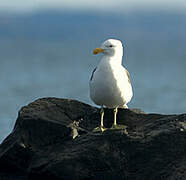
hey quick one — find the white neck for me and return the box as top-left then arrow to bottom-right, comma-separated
101,52 -> 123,66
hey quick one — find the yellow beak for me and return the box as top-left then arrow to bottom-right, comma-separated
93,48 -> 104,55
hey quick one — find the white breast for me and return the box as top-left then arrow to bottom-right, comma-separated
89,57 -> 133,108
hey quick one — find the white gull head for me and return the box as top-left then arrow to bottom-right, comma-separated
93,39 -> 124,63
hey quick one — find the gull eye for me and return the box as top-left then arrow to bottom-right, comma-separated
109,45 -> 113,48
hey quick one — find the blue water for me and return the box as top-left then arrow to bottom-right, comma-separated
1,11 -> 186,142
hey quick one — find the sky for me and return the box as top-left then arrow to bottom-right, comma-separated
1,0 -> 186,13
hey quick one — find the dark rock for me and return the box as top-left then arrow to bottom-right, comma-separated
0,97 -> 186,180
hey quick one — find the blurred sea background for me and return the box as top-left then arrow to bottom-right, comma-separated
0,0 -> 186,142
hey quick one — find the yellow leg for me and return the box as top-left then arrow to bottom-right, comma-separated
110,107 -> 127,131
93,106 -> 107,132
100,107 -> 104,128
113,107 -> 118,126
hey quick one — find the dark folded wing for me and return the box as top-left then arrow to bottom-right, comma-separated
90,67 -> 97,81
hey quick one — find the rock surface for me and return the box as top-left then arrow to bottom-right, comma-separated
0,97 -> 186,180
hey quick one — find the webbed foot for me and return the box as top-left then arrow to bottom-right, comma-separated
110,124 -> 128,133
93,126 -> 107,132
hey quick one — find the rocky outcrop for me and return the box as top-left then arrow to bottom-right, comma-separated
0,97 -> 186,180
